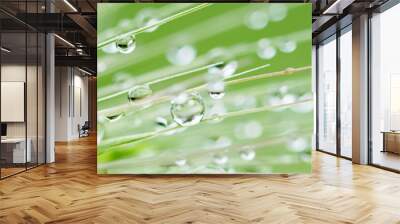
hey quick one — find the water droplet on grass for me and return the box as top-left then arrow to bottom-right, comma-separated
240,146 -> 256,161
105,113 -> 124,122
175,158 -> 187,167
155,116 -> 168,127
116,35 -> 136,54
127,85 -> 152,102
235,121 -> 263,139
257,39 -> 276,60
268,4 -> 288,22
278,40 -> 297,53
213,154 -> 228,165
288,137 -> 308,152
207,81 -> 225,100
171,92 -> 205,126
166,45 -> 196,66
208,61 -> 238,78
102,43 -> 119,54
245,10 -> 269,30
136,9 -> 160,32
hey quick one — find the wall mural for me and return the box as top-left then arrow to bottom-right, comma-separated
97,3 -> 312,174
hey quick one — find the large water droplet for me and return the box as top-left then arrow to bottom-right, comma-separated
175,158 -> 187,167
240,146 -> 256,161
245,10 -> 269,30
207,81 -> 225,100
105,113 -> 124,122
116,35 -> 136,54
127,85 -> 152,102
213,154 -> 228,165
278,40 -> 297,53
268,4 -> 288,22
171,92 -> 205,127
257,38 -> 276,60
166,45 -> 196,66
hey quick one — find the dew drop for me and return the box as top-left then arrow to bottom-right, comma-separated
213,154 -> 228,165
267,96 -> 282,106
257,38 -> 276,60
207,47 -> 228,60
278,40 -> 297,53
116,35 -> 136,54
281,94 -> 297,104
240,146 -> 256,161
98,61 -> 107,73
235,121 -> 263,139
105,113 -> 124,122
155,116 -> 168,128
279,85 -> 288,94
171,92 -> 205,127
175,158 -> 187,167
233,95 -> 257,110
291,93 -> 313,113
137,9 -> 160,33
208,61 -> 238,78
102,43 -> 119,54
207,81 -> 225,100
143,18 -> 160,32
127,85 -> 152,102
166,45 -> 196,66
268,4 -> 288,22
207,101 -> 226,123
245,10 -> 269,30
209,113 -> 223,123
215,136 -> 232,149
288,137 -> 308,152
118,19 -> 131,28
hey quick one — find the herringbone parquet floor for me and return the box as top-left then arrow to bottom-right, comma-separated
1,135 -> 400,224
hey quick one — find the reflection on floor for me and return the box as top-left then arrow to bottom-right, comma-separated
373,150 -> 400,171
0,163 -> 41,178
0,135 -> 400,223
0,167 -> 25,177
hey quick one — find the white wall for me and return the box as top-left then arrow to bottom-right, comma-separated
55,67 -> 89,141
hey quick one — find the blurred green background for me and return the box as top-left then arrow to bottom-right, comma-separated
97,3 -> 312,174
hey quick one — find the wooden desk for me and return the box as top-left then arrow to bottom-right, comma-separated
382,131 -> 400,154
1,138 -> 31,163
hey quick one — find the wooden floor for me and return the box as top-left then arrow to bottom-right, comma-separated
1,135 -> 400,224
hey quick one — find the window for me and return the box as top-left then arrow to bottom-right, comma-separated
339,28 -> 352,158
371,3 -> 400,171
317,36 -> 337,154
